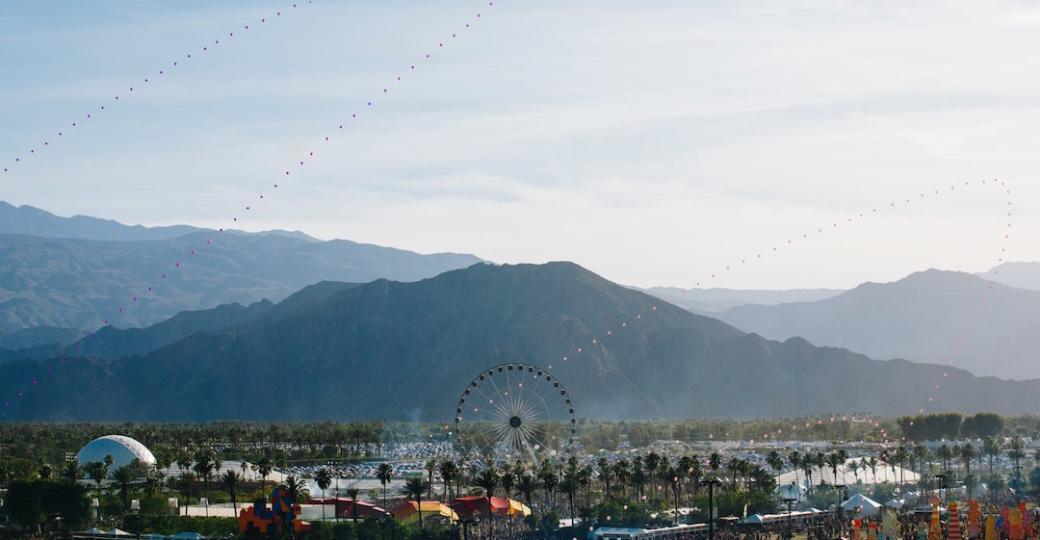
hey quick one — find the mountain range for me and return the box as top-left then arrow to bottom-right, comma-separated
0,202 -> 481,337
641,286 -> 843,314
716,269 -> 1040,379
4,262 -> 1040,421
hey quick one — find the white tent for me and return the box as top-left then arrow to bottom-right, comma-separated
884,498 -> 905,509
842,494 -> 882,517
776,457 -> 919,488
776,482 -> 807,501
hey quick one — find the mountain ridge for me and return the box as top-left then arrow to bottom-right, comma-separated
717,269 -> 1040,379
5,262 -> 1040,421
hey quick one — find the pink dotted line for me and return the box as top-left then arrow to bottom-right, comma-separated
1,1 -> 313,176
1,2 -> 499,413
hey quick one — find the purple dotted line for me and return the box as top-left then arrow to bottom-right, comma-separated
1,1 -> 314,176
1,1 -> 499,414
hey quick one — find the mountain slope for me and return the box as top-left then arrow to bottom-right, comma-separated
982,262 -> 1040,291
4,263 -> 1040,422
718,269 -> 1040,379
0,201 -> 205,241
0,232 -> 480,335
642,286 -> 843,313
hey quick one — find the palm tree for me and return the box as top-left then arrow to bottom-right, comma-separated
560,468 -> 580,523
346,488 -> 360,521
439,459 -> 458,500
788,451 -> 802,489
284,475 -> 309,504
401,477 -> 431,530
665,466 -> 682,524
538,460 -> 559,508
1009,436 -> 1026,493
827,451 -> 844,486
709,452 -> 722,475
937,444 -> 953,472
960,444 -> 977,496
598,458 -> 612,500
836,449 -> 849,484
983,437 -> 1000,477
645,452 -> 661,501
472,467 -> 500,540
111,463 -> 138,512
62,460 -> 82,484
865,456 -> 878,483
256,456 -> 273,492
83,460 -> 110,498
687,456 -> 703,497
515,473 -> 539,513
222,470 -> 242,516
613,459 -> 631,500
376,463 -> 394,511
315,468 -> 332,521
766,451 -> 784,485
726,457 -> 742,490
913,445 -> 929,488
424,459 -> 437,500
801,453 -> 815,495
193,450 -> 216,490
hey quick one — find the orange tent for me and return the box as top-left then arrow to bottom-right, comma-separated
451,496 -> 513,520
392,501 -> 459,525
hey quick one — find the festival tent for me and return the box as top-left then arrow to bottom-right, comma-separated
743,514 -> 766,525
885,499 -> 906,510
310,498 -> 387,520
490,497 -> 513,516
451,496 -> 511,520
776,458 -> 919,487
392,501 -> 459,525
508,499 -> 532,518
842,494 -> 882,517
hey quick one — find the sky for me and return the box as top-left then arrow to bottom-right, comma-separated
1,0 -> 1038,289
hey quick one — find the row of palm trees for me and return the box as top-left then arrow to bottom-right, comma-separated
345,451 -> 780,534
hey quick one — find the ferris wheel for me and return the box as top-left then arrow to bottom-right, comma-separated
453,363 -> 576,461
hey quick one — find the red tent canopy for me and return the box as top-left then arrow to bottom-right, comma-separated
451,496 -> 512,520
310,498 -> 387,519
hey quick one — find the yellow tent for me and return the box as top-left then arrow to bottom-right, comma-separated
393,501 -> 459,525
508,499 -> 532,518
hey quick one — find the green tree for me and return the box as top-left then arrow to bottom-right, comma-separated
346,488 -> 360,521
315,468 -> 332,521
472,467 -> 500,539
255,456 -> 273,492
401,476 -> 431,530
221,470 -> 242,516
766,451 -> 784,485
111,462 -> 139,512
376,462 -> 394,511
438,459 -> 458,500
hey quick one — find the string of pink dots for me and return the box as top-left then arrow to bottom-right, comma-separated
0,1 -> 313,176
2,2 -> 500,414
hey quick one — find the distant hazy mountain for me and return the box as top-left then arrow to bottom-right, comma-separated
981,262 -> 1040,291
0,231 -> 481,335
718,270 -> 1040,379
5,262 -> 1040,422
643,286 -> 843,313
0,326 -> 83,350
0,201 -> 207,241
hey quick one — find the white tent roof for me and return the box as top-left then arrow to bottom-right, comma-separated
775,457 -> 919,487
842,494 -> 882,517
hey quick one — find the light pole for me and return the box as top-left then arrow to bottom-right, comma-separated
783,497 -> 796,540
703,477 -> 722,540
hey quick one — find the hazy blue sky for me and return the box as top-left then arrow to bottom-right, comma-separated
2,0 -> 1038,288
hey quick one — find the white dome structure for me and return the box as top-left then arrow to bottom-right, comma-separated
76,435 -> 156,473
